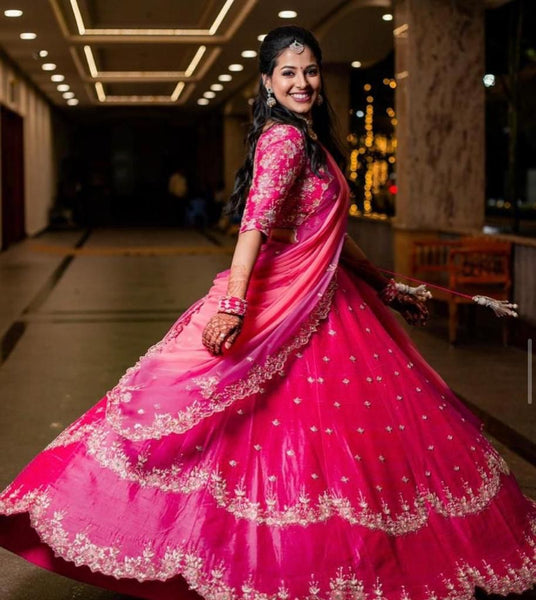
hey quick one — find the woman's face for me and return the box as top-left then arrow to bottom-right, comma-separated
263,45 -> 321,119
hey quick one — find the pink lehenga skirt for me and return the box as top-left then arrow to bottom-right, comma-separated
1,260 -> 535,600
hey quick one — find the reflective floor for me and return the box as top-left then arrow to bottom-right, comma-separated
0,228 -> 535,599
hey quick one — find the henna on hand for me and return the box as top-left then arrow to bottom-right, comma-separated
202,313 -> 243,356
388,293 -> 430,327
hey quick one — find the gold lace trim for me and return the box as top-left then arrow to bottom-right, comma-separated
105,276 -> 338,441
41,420 -> 511,535
0,488 -> 535,599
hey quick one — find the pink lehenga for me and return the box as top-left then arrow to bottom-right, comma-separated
1,123 -> 535,600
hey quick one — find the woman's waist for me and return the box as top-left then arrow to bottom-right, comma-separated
269,227 -> 298,244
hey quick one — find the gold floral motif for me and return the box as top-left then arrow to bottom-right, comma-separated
106,277 -> 338,441
239,124 -> 336,236
53,420 -> 516,535
1,487 -> 536,600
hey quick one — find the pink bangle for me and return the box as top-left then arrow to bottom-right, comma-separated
218,295 -> 247,318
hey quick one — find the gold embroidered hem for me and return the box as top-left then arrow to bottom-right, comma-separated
0,488 -> 535,600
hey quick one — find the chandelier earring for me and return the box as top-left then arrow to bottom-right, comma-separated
316,93 -> 324,106
266,87 -> 276,108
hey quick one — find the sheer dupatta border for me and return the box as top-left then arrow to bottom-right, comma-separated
105,152 -> 349,441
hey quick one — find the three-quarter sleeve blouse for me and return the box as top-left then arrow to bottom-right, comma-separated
239,124 -> 306,236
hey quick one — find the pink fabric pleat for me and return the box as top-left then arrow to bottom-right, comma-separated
1,143 -> 535,600
105,152 -> 349,441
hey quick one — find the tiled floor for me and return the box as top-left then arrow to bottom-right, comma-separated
0,228 -> 534,600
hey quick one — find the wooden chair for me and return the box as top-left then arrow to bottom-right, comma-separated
410,238 -> 512,345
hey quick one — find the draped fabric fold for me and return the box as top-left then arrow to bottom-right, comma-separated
105,152 -> 349,441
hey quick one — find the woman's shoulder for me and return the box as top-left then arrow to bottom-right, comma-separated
258,121 -> 304,148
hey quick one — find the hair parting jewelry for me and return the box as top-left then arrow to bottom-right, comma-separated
289,39 -> 305,54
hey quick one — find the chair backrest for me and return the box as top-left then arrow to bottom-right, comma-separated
448,243 -> 512,290
410,240 -> 461,284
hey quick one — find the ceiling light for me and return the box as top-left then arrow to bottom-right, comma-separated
20,32 -> 37,40
278,10 -> 297,18
67,98 -> 79,106
241,50 -> 257,58
57,84 -> 70,92
5,9 -> 23,17
203,91 -> 216,99
351,61 -> 362,68
257,34 -> 266,42
62,91 -> 75,99
483,73 -> 496,87
210,83 -> 224,91
42,63 -> 57,71
382,13 -> 393,21
38,50 -> 48,58
218,74 -> 232,82
197,98 -> 209,106
228,64 -> 243,72
51,74 -> 65,82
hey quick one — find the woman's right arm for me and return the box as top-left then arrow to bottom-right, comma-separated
202,124 -> 306,355
202,229 -> 263,356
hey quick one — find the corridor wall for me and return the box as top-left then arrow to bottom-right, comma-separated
0,53 -> 54,248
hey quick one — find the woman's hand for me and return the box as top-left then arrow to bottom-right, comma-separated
388,293 -> 430,326
202,313 -> 243,356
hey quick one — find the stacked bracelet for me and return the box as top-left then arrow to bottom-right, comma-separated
218,296 -> 247,318
378,279 -> 398,305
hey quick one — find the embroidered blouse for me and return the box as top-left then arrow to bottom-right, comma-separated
239,123 -> 339,237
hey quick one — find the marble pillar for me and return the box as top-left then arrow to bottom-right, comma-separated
393,0 -> 486,271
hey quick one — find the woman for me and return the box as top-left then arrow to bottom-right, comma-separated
1,26 -> 535,600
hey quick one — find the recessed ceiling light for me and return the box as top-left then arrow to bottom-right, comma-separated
51,74 -> 65,82
278,10 -> 297,19
41,63 -> 56,71
38,50 -> 48,58
218,74 -> 232,82
5,9 -> 23,17
382,13 -> 393,21
257,34 -> 266,42
62,91 -> 75,99
210,84 -> 224,92
20,32 -> 37,40
228,64 -> 244,72
67,98 -> 79,106
203,91 -> 216,99
241,50 -> 257,58
57,84 -> 70,92
197,98 -> 209,106
351,61 -> 362,68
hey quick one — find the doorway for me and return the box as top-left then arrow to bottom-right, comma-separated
1,105 -> 25,249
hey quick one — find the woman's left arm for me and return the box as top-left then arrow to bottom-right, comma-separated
202,229 -> 263,356
341,233 -> 430,326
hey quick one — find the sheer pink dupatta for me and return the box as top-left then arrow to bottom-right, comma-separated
106,152 -> 349,441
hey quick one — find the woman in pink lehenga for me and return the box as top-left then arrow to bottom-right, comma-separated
1,26 -> 535,600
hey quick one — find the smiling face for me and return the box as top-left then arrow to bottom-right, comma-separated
263,45 -> 321,119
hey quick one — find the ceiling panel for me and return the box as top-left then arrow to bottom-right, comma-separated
93,44 -> 195,72
0,0 -> 403,110
103,81 -> 177,95
85,0 -> 220,29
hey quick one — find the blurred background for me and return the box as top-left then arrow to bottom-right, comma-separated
1,2 -> 536,598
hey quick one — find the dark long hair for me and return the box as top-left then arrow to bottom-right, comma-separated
228,26 -> 345,216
